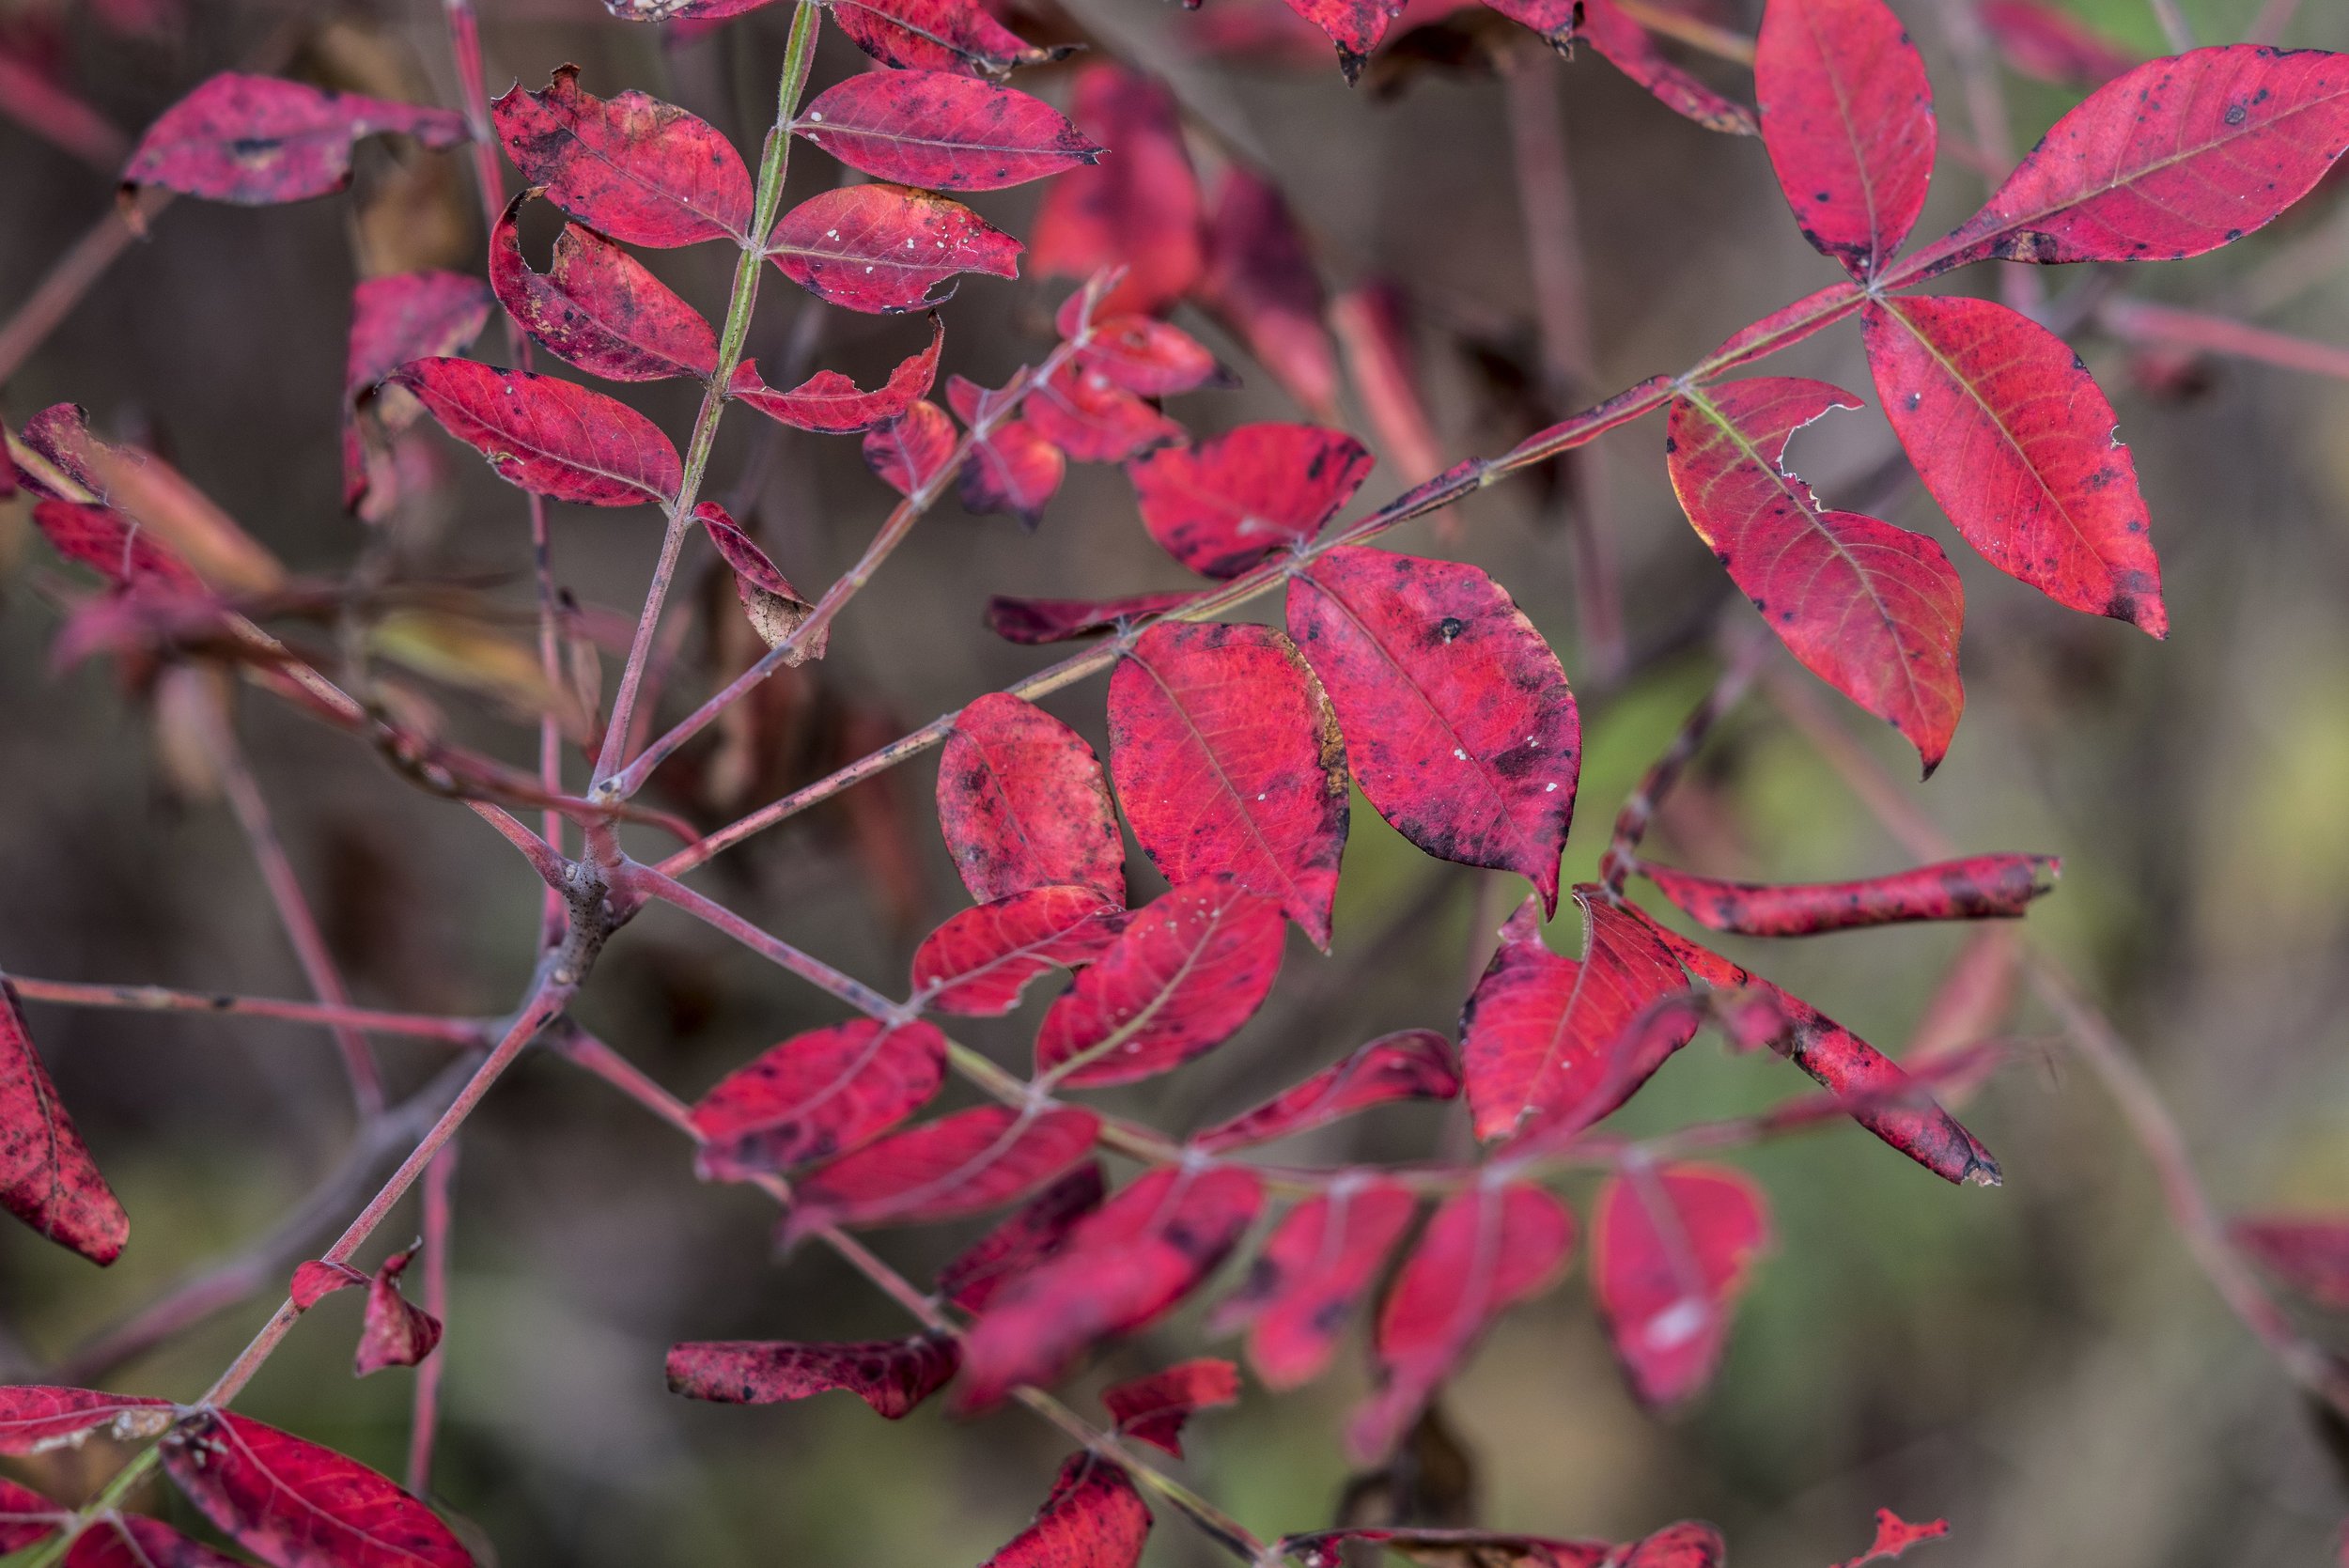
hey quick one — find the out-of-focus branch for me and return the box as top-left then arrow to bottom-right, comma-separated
2097,297 -> 2349,382
406,1141 -> 459,1495
3,976 -> 490,1043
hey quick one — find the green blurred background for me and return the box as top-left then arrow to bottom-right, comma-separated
4,0 -> 2348,1562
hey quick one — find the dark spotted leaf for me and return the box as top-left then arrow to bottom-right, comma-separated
1108,623 -> 1350,948
912,887 -> 1126,1016
492,67 -> 751,247
1579,0 -> 1758,135
1128,424 -> 1372,579
1940,45 -> 2349,267
937,1163 -> 1107,1312
1056,294 -> 1227,396
690,1020 -> 946,1179
1591,1165 -> 1770,1408
1667,379 -> 1964,773
161,1409 -> 473,1568
122,73 -> 465,203
1862,294 -> 2165,638
770,182 -> 1020,314
1289,545 -> 1580,908
863,399 -> 958,497
1835,1511 -> 1950,1567
1347,1180 -> 1574,1462
1191,1031 -> 1459,1153
1755,0 -> 1936,279
393,358 -> 682,507
947,374 -> 1067,525
795,71 -> 1099,191
984,590 -> 1203,645
1024,364 -> 1184,464
355,1246 -> 442,1376
1641,853 -> 2061,936
666,1334 -> 959,1418
729,315 -> 941,432
1210,1176 -> 1415,1389
488,193 -> 716,381
0,982 -> 128,1265
955,1165 -> 1264,1409
785,1105 -> 1101,1237
938,692 -> 1124,905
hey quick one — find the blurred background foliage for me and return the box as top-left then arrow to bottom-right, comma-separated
4,0 -> 2349,1563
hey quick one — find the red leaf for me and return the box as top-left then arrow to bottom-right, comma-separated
122,72 -> 465,203
0,1387 -> 173,1453
955,1165 -> 1264,1409
392,358 -> 682,507
690,1019 -> 946,1180
981,1454 -> 1150,1568
1458,895 -> 1696,1143
62,1515 -> 244,1568
769,183 -> 1020,315
1703,282 -> 1865,374
1754,0 -> 1936,279
913,887 -> 1127,1016
1347,1180 -> 1575,1462
488,193 -> 716,381
795,71 -> 1099,192
1101,1358 -> 1240,1457
938,692 -> 1125,904
1281,0 -> 1411,80
290,1259 -> 365,1309
863,399 -> 958,497
1128,423 -> 1372,579
1210,1176 -> 1416,1389
1289,545 -> 1580,907
1033,878 -> 1285,1087
1592,1165 -> 1770,1407
0,1477 -> 63,1553
356,1246 -> 442,1376
785,1105 -> 1101,1236
1191,1030 -> 1459,1153
947,375 -> 1068,525
984,590 -> 1203,644
1642,916 -> 2001,1187
1331,283 -> 1446,488
1578,0 -> 1759,136
343,271 -> 492,510
31,501 -> 203,593
937,1162 -> 1107,1312
0,982 -> 128,1265
1031,66 -> 1204,316
1108,623 -> 1350,948
1834,1510 -> 1950,1568
1056,296 -> 1226,396
697,501 -> 827,661
491,67 -> 751,247
1195,167 -> 1338,420
1863,294 -> 2165,637
1641,853 -> 2061,936
729,315 -> 942,432
2231,1216 -> 2349,1309
665,1333 -> 958,1417
1979,1 -> 2139,88
1941,46 -> 2349,267
1280,1527 -> 1614,1568
161,1409 -> 472,1568
1023,364 -> 1184,464
1667,379 -> 1964,773
828,0 -> 1066,78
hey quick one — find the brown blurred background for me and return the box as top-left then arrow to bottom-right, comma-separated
5,0 -> 2349,1563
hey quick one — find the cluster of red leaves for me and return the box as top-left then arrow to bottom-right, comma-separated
9,0 -> 2349,1565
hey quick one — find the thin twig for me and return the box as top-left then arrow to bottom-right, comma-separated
3,976 -> 490,1043
2147,0 -> 2195,50
405,1141 -> 459,1496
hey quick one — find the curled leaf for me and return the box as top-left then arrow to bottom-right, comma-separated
122,73 -> 465,203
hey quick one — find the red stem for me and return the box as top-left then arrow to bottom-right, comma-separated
406,1141 -> 459,1495
3,976 -> 490,1044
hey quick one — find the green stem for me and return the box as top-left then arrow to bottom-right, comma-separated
592,0 -> 824,792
